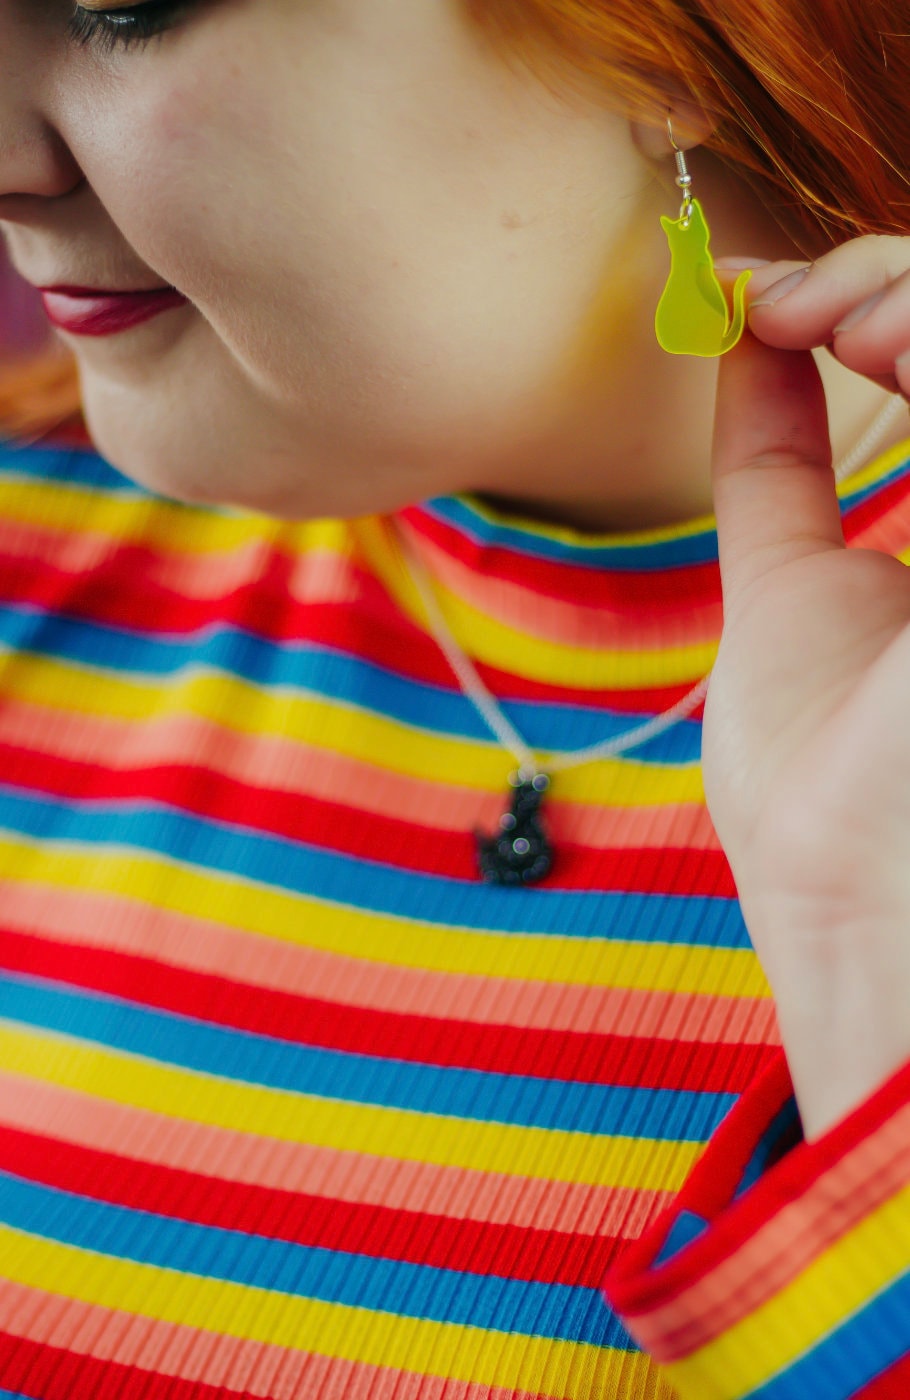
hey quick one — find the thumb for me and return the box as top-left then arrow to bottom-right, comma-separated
712,329 -> 842,608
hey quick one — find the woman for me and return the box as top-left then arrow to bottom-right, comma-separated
0,2 -> 907,1396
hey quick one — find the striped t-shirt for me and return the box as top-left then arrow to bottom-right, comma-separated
0,426 -> 907,1400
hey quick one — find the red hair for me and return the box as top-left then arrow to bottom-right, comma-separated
471,0 -> 910,241
4,0 -> 910,440
0,345 -> 85,444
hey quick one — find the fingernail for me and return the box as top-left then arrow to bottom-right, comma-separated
713,257 -> 771,270
835,288 -> 887,334
750,265 -> 811,307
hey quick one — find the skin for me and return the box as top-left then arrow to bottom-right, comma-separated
0,0 -> 898,528
0,0 -> 909,1137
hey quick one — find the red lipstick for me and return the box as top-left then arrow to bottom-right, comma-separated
38,286 -> 188,337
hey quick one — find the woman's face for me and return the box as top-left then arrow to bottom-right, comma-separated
0,0 -> 706,518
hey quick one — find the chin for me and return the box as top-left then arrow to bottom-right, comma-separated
81,420 -> 201,509
80,394 -> 213,505
81,392 -> 404,523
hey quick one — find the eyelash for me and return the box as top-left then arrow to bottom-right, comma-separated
66,0 -> 185,53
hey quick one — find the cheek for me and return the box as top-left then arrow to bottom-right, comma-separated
74,58 -> 268,292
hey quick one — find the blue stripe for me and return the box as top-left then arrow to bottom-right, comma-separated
426,451 -> 910,573
653,1208 -> 708,1267
425,497 -> 721,571
0,972 -> 735,1140
840,454 -> 910,514
425,449 -> 910,572
0,605 -> 704,764
0,1392 -> 41,1400
0,784 -> 752,944
0,440 -> 148,496
734,1097 -> 801,1199
0,1170 -> 636,1347
743,1266 -> 910,1399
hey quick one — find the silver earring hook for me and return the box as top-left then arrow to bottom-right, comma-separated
666,112 -> 695,225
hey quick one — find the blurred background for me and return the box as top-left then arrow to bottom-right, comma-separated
0,242 -> 52,358
0,241 -> 82,443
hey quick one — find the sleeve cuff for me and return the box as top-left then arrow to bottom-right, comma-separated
604,1049 -> 910,1398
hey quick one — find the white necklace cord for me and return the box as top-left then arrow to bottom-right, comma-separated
395,521 -> 710,775
833,393 -> 906,483
395,392 -> 906,778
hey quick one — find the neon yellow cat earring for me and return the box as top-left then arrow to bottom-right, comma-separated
655,118 -> 752,356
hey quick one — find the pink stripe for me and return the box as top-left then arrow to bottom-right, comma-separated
625,1101 -> 910,1359
0,1072 -> 670,1237
0,882 -> 778,1046
852,508 -> 910,560
0,518 -> 358,606
0,697 -> 722,851
0,1278 -> 563,1400
413,532 -> 724,651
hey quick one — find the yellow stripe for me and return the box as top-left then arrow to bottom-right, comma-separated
665,1181 -> 910,1396
406,581 -> 716,690
837,434 -> 910,497
358,519 -> 717,690
0,840 -> 769,999
0,1225 -> 674,1400
0,653 -> 705,805
0,1025 -> 700,1192
0,478 -> 353,560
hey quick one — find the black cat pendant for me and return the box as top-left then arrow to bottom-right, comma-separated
476,770 -> 554,886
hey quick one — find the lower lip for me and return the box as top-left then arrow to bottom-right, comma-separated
39,288 -> 188,336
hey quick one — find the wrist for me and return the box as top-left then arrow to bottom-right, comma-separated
761,910 -> 910,1141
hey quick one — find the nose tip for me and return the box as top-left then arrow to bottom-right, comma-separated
0,115 -> 84,208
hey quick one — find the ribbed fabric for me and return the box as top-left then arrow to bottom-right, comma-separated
0,428 -> 907,1400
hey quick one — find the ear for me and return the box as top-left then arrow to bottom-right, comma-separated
628,85 -> 718,161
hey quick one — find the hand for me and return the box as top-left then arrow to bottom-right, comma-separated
704,239 -> 910,1140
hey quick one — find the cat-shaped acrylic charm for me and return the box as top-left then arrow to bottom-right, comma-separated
655,197 -> 753,357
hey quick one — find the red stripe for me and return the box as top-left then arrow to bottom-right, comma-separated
405,465 -> 910,584
0,929 -> 770,1092
0,1124 -> 626,1288
0,548 -> 707,711
0,741 -> 734,895
401,504 -> 722,610
0,545 -> 395,647
32,418 -> 92,450
854,1350 -> 910,1398
844,471 -> 910,542
0,1331 -> 241,1400
608,1053 -> 910,1312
